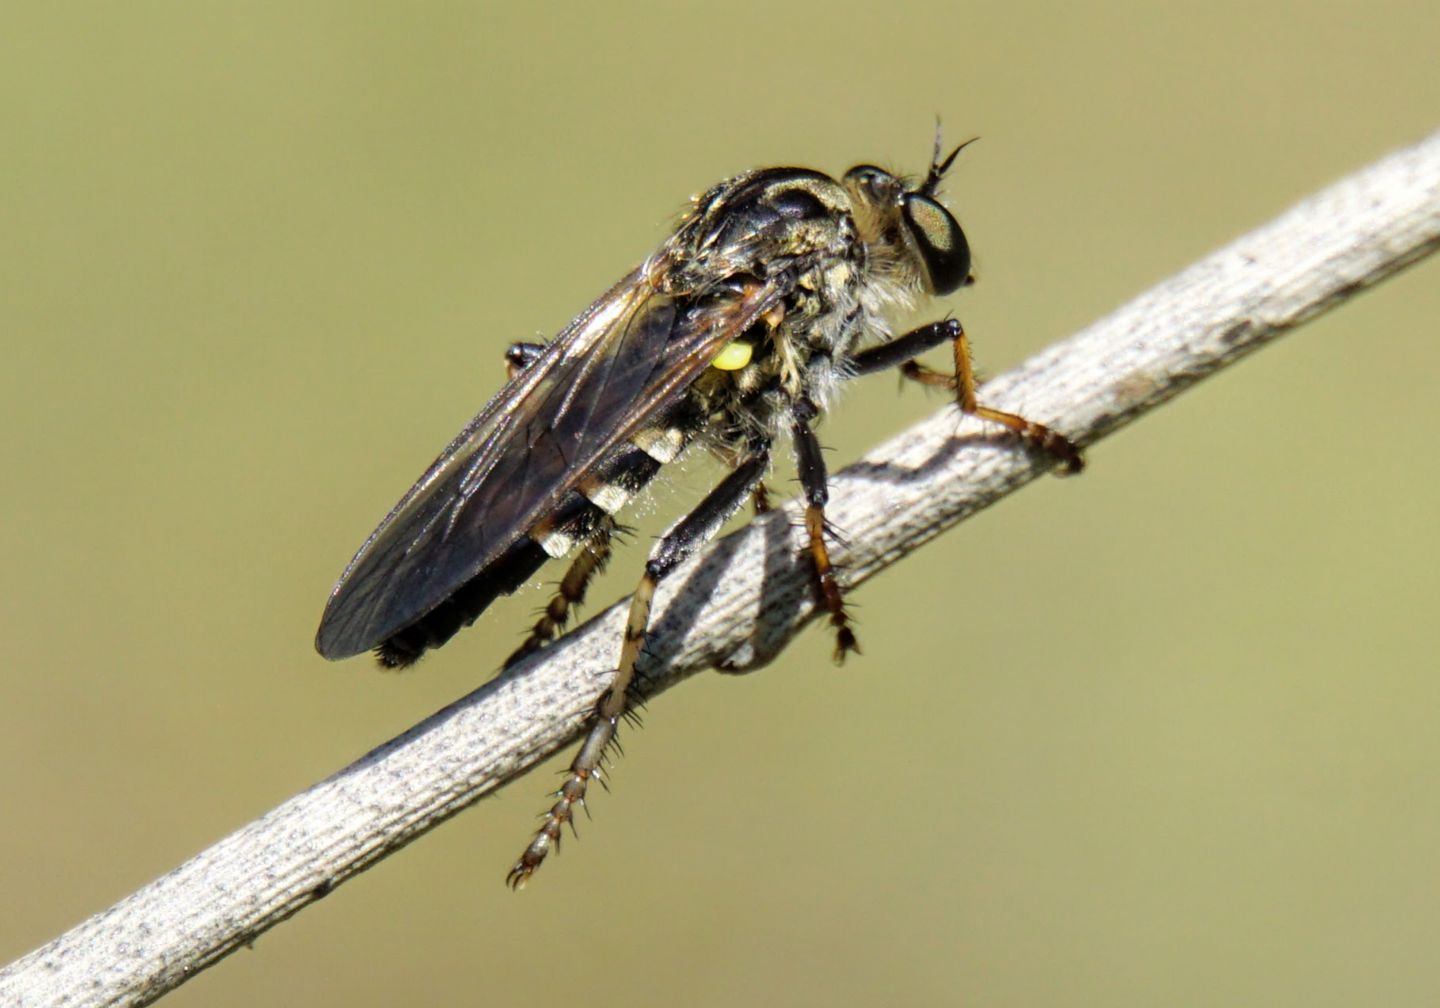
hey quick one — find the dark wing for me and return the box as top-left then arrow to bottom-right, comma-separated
315,259 -> 789,660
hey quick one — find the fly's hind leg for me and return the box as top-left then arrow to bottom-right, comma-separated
506,447 -> 772,888
849,319 -> 1083,473
503,517 -> 617,670
791,399 -> 859,663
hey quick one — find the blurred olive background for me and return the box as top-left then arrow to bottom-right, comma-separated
4,2 -> 1439,1005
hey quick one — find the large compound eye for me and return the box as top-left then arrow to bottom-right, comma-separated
902,192 -> 970,295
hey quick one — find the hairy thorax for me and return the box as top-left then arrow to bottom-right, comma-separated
663,170 -> 926,458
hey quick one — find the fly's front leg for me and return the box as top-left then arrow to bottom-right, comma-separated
848,318 -> 954,376
850,319 -> 1083,473
792,401 -> 859,663
503,517 -> 616,670
506,449 -> 771,888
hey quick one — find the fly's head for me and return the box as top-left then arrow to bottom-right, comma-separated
843,137 -> 975,301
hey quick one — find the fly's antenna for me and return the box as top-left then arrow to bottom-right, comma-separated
922,130 -> 980,197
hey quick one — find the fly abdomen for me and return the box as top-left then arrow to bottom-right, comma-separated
630,425 -> 687,464
579,443 -> 664,513
375,534 -> 550,667
376,437 -> 680,668
376,491 -> 601,666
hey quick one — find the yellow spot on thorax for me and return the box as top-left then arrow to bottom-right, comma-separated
710,341 -> 753,371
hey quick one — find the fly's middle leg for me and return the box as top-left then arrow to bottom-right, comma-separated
791,400 -> 859,663
506,449 -> 771,888
503,517 -> 616,670
849,319 -> 1083,473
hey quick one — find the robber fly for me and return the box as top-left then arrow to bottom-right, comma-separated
316,133 -> 1082,887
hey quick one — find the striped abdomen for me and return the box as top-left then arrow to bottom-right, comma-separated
374,429 -> 684,668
